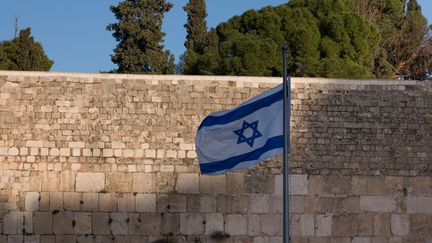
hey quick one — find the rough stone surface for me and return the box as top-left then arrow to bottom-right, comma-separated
1,72 -> 432,241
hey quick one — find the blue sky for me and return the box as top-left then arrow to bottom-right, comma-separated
0,0 -> 431,73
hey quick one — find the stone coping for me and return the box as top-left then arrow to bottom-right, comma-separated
0,70 -> 428,86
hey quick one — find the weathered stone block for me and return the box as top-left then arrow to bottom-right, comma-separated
139,213 -> 161,235
49,192 -> 63,211
200,195 -> 216,213
373,214 -> 390,236
64,192 -> 82,211
200,175 -> 226,194
309,175 -> 350,196
25,192 -> 39,211
99,193 -> 117,212
204,213 -> 224,235
246,173 -> 273,194
136,194 -> 156,212
227,173 -> 245,194
81,193 -> 99,211
407,197 -> 432,213
74,212 -> 91,234
92,213 -> 110,235
300,214 -> 314,236
316,214 -> 332,236
176,173 -> 199,193
168,194 -> 187,212
391,214 -> 409,236
360,196 -> 395,212
161,213 -> 179,235
262,214 -> 282,236
106,173 -> 133,192
225,214 -> 247,235
250,195 -> 270,213
118,193 -> 135,212
53,211 -> 74,234
60,171 -> 76,192
133,173 -> 156,193
180,213 -> 204,235
42,172 -> 60,191
110,213 -> 128,235
76,172 -> 105,192
333,214 -> 358,236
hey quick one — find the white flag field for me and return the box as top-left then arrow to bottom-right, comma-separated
195,84 -> 284,175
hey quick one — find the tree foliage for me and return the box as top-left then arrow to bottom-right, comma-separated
182,0 -> 220,74
355,0 -> 432,79
107,0 -> 174,74
0,28 -> 53,71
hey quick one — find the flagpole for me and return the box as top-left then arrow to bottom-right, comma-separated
281,45 -> 291,243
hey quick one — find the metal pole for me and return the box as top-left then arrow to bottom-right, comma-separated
281,45 -> 291,243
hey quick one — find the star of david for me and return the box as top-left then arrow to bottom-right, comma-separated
233,120 -> 262,148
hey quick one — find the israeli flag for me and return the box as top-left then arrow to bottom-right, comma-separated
196,84 -> 284,175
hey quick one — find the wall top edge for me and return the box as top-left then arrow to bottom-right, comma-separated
0,70 -> 429,86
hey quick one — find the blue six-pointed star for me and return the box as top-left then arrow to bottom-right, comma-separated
233,120 -> 262,148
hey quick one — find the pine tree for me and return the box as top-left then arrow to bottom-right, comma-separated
0,28 -> 53,71
182,0 -> 220,74
107,0 -> 174,74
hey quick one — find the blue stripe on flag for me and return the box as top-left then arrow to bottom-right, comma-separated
199,135 -> 283,174
198,89 -> 283,131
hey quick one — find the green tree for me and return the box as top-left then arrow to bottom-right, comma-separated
0,28 -> 53,71
355,0 -> 432,79
214,1 -> 379,78
182,0 -> 220,74
107,0 -> 174,74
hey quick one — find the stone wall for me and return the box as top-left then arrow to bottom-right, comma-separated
0,71 -> 431,243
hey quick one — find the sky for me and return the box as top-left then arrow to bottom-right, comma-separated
0,0 -> 431,73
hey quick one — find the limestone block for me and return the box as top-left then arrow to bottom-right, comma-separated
180,213 -> 204,235
200,195 -> 217,213
64,192 -> 82,211
187,194 -> 201,213
216,195 -> 232,213
8,147 -> 19,156
81,193 -> 99,211
232,195 -> 250,214
360,196 -> 395,212
40,236 -> 55,243
30,147 -> 38,156
373,214 -> 390,236
33,212 -> 52,234
99,193 -> 117,212
106,173 -> 133,192
358,214 -> 373,236
227,173 -> 245,194
53,211 -> 74,234
156,172 -> 176,193
133,173 -> 156,193
300,214 -> 314,236
136,194 -> 156,212
26,141 -> 43,147
260,214 -> 282,237
25,192 -> 39,211
74,212 -> 91,235
24,235 -> 39,243
68,141 -> 85,148
49,148 -> 60,156
391,214 -> 409,236
92,213 -> 110,235
110,213 -> 128,235
352,237 -> 370,243
246,173 -> 273,194
102,149 -> 113,157
316,215 -> 332,236
75,172 -> 105,192
6,235 -> 23,243
60,148 -> 70,157
168,194 -> 187,212
309,175 -> 350,196
409,214 -> 430,237
225,214 -> 247,235
139,213 -> 161,235
250,195 -> 270,213
411,177 -> 432,196
248,214 -> 261,236
407,197 -> 432,213
118,193 -> 135,212
333,214 -> 358,236
204,213 -> 224,234
42,172 -> 60,191
175,173 -> 199,193
38,192 -> 50,211
49,192 -> 63,211
128,213 -> 141,235
111,141 -> 125,149
200,175 -> 226,194
4,212 -> 20,234
60,171 -> 76,192
161,213 -> 179,235
72,148 -> 80,156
